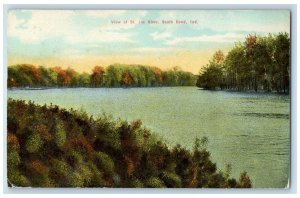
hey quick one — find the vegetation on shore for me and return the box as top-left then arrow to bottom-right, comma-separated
7,64 -> 196,88
7,99 -> 251,188
197,33 -> 290,93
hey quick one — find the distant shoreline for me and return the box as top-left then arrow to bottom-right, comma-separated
7,86 -> 290,95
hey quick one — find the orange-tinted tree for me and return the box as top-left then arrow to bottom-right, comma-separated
90,66 -> 105,87
121,71 -> 134,87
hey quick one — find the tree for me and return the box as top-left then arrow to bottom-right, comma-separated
197,50 -> 225,90
7,67 -> 19,87
273,33 -> 290,93
212,50 -> 225,64
153,67 -> 163,86
196,63 -> 223,89
39,66 -> 57,87
252,36 -> 273,91
245,34 -> 258,91
8,64 -> 197,88
76,73 -> 90,87
198,33 -> 290,93
224,44 -> 248,90
90,66 -> 105,87
104,65 -> 122,87
121,71 -> 134,87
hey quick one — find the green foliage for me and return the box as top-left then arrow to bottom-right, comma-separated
93,151 -> 115,175
68,171 -> 85,187
55,122 -> 66,148
8,64 -> 196,88
75,164 -> 94,186
127,177 -> 144,187
8,170 -> 30,187
197,33 -> 290,93
65,150 -> 84,168
88,163 -> 105,187
159,171 -> 182,188
7,99 -> 252,188
145,177 -> 166,188
50,158 -> 70,177
25,133 -> 43,153
77,73 -> 90,87
197,63 -> 224,90
7,149 -> 21,167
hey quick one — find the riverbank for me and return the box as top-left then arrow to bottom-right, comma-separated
197,88 -> 290,95
7,99 -> 251,188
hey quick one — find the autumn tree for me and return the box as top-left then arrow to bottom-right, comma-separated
153,67 -> 163,86
90,66 -> 105,87
212,50 -> 225,64
121,71 -> 134,87
8,64 -> 197,88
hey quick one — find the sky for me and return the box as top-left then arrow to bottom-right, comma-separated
7,10 -> 290,74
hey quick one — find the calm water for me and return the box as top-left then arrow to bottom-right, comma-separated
8,87 -> 290,188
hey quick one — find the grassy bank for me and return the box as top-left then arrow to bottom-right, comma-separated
7,99 -> 251,188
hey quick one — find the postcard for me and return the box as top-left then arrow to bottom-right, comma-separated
7,10 -> 290,188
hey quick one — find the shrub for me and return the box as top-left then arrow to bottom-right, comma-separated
69,136 -> 93,154
65,150 -> 84,168
159,171 -> 182,188
88,163 -> 105,187
207,173 -> 227,188
25,160 -> 54,187
145,177 -> 166,188
76,164 -> 93,186
127,177 -> 144,188
7,99 -> 252,188
7,133 -> 20,151
27,160 -> 48,176
49,158 -> 70,180
68,171 -> 85,187
55,122 -> 66,148
93,151 -> 115,175
8,170 -> 30,187
238,171 -> 252,188
7,149 -> 20,167
34,124 -> 52,141
25,133 -> 43,153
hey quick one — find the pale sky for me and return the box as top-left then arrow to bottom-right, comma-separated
7,10 -> 290,74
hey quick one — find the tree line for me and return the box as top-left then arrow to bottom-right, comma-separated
8,99 -> 252,188
197,33 -> 290,93
7,64 -> 196,88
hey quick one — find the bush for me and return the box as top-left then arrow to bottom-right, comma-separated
80,165 -> 94,186
7,99 -> 252,188
159,171 -> 182,188
93,151 -> 115,175
7,133 -> 20,151
8,170 -> 30,187
7,149 -> 20,167
145,177 -> 166,188
88,163 -> 105,187
55,122 -> 66,148
68,171 -> 85,187
238,171 -> 252,188
65,150 -> 84,168
127,177 -> 144,188
49,158 -> 70,182
25,133 -> 43,153
25,160 -> 53,187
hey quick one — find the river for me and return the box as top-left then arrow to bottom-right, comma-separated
8,87 -> 290,188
